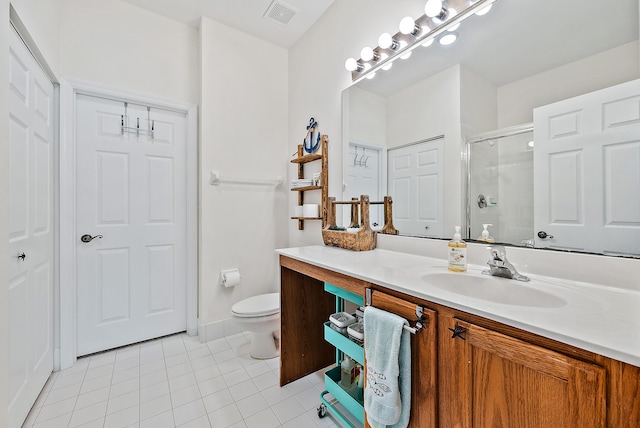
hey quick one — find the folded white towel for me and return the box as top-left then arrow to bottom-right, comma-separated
364,306 -> 411,428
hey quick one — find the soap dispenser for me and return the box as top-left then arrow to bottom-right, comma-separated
477,224 -> 495,243
448,226 -> 467,272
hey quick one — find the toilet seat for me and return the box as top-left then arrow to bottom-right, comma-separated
231,293 -> 280,318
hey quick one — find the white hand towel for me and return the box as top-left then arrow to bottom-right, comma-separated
364,306 -> 411,428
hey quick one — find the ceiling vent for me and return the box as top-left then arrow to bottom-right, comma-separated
264,0 -> 297,25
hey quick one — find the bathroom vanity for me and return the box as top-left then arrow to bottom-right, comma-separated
277,246 -> 640,428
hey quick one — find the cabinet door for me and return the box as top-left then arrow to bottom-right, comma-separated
367,290 -> 437,428
440,318 -> 605,428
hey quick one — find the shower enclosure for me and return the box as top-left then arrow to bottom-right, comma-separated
466,124 -> 534,246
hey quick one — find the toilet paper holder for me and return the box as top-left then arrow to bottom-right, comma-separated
219,269 -> 241,287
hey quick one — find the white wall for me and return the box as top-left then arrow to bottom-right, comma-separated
11,0 -> 61,75
498,41 -> 639,127
59,0 -> 200,105
199,18 -> 289,335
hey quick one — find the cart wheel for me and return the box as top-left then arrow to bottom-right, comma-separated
317,404 -> 327,418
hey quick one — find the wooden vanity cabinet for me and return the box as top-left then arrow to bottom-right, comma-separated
279,256 -> 370,385
366,288 -> 438,428
279,257 -> 640,428
439,317 -> 606,428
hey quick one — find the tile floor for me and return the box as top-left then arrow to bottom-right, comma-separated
22,332 -> 345,428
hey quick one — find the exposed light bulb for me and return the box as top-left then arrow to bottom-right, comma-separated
366,72 -> 376,80
399,16 -> 418,35
447,8 -> 460,31
345,58 -> 359,72
424,0 -> 444,18
361,46 -> 375,62
363,63 -> 372,71
378,33 -> 396,50
438,32 -> 458,46
382,62 -> 393,71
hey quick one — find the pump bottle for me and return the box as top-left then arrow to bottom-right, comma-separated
448,226 -> 467,272
477,224 -> 495,243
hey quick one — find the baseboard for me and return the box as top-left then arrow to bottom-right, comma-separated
199,318 -> 245,342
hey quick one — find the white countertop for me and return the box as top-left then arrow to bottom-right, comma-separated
277,245 -> 640,367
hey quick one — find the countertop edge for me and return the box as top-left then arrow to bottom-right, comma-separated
277,246 -> 640,368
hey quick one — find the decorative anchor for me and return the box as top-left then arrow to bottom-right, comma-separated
303,117 -> 321,153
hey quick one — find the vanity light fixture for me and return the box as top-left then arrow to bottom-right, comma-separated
361,46 -> 379,62
380,53 -> 393,70
399,40 -> 412,59
438,31 -> 459,46
344,57 -> 362,72
399,16 -> 422,36
345,0 -> 497,82
421,25 -> 434,47
425,0 -> 446,19
473,0 -> 493,16
378,32 -> 399,50
446,9 -> 461,31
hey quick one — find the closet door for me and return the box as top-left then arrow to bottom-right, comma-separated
8,27 -> 55,428
387,138 -> 444,238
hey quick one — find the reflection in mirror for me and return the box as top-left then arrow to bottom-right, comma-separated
342,0 -> 639,256
467,125 -> 533,246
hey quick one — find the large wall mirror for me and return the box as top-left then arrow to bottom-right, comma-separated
342,0 -> 639,257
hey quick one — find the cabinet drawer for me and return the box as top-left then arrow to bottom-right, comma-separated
324,322 -> 364,364
324,365 -> 365,424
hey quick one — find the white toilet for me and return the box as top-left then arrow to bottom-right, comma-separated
231,293 -> 280,359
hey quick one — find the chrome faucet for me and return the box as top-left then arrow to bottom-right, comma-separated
482,245 -> 530,282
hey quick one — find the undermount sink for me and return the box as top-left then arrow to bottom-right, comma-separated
421,272 -> 568,308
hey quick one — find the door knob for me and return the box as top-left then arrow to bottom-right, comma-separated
81,234 -> 103,243
17,252 -> 26,261
537,231 -> 554,239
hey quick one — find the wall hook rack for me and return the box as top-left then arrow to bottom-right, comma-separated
121,102 -> 155,139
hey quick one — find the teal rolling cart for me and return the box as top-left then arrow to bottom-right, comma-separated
317,282 -> 365,428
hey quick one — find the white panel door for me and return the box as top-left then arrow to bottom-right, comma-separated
8,28 -> 55,428
387,138 -> 444,237
345,143 -> 381,226
534,79 -> 640,256
76,94 -> 187,356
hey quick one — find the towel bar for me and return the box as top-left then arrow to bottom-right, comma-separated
365,288 -> 425,334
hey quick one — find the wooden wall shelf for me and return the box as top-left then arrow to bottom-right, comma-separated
291,135 -> 328,230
